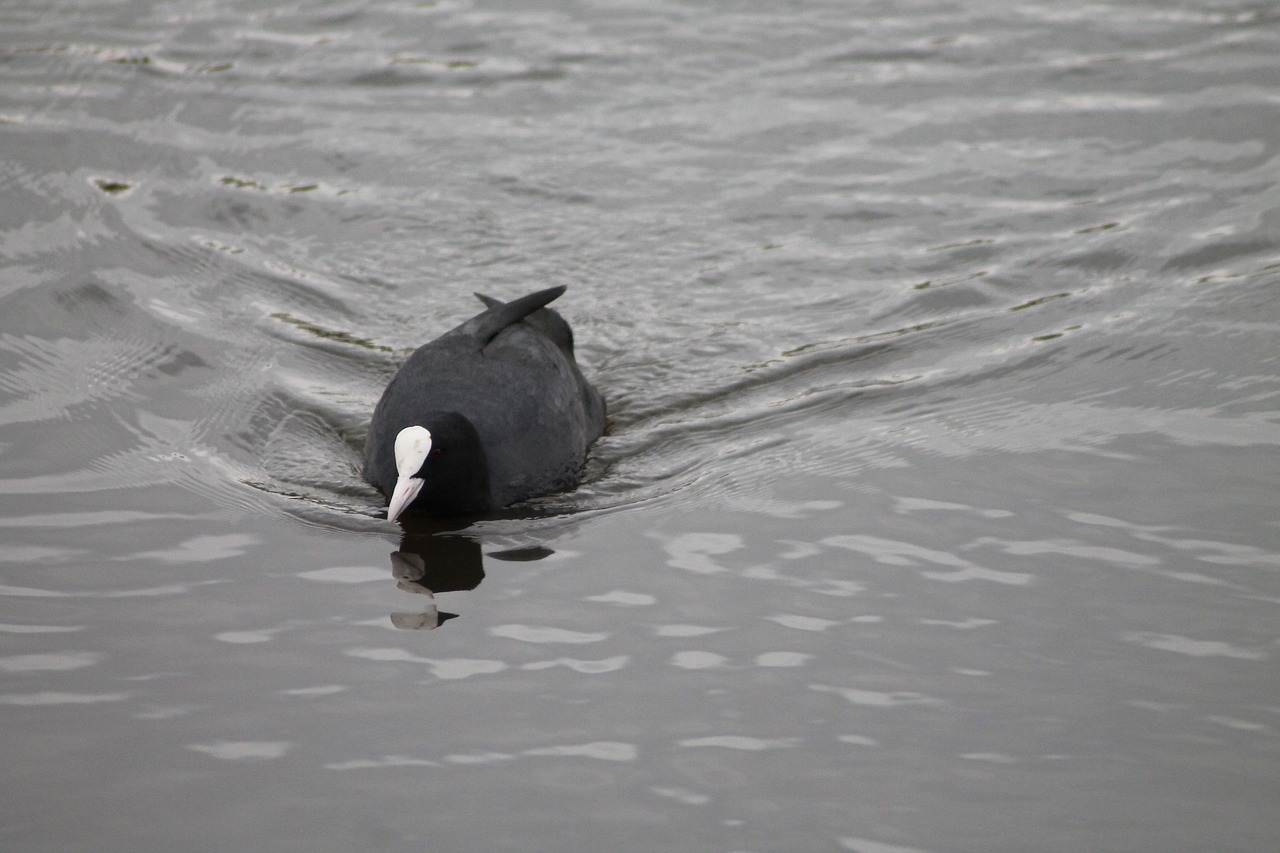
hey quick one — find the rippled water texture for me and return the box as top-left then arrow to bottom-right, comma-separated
2,1 -> 1279,850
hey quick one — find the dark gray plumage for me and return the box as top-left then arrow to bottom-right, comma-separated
362,286 -> 604,520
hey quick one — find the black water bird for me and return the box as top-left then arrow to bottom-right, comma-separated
362,286 -> 604,520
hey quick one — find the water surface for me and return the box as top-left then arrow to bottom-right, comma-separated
2,1 -> 1278,850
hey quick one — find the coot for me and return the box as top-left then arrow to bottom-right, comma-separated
362,286 -> 605,520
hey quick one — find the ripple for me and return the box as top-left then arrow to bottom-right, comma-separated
678,736 -> 801,751
895,496 -> 1013,519
215,629 -> 283,644
443,751 -> 514,766
811,684 -> 940,708
670,651 -> 730,670
327,755 -> 441,770
1204,715 -> 1269,733
0,333 -> 174,422
3,581 -> 217,599
277,685 -> 347,697
653,624 -> 729,638
767,615 -> 840,632
0,511 -> 193,529
329,741 -> 639,772
1121,632 -> 1267,660
0,692 -> 129,706
582,589 -> 657,606
823,535 -> 1031,585
961,752 -> 1018,764
522,656 -> 629,674
489,624 -> 610,644
296,565 -> 386,584
186,741 -> 293,761
755,652 -> 813,667
650,786 -> 711,806
658,532 -> 742,575
0,651 -> 101,673
0,623 -> 84,634
127,534 -> 259,564
344,648 -> 509,679
522,741 -> 637,762
981,537 -> 1162,568
841,837 -> 930,853
0,584 -> 69,599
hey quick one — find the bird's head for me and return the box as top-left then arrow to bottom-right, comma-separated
387,425 -> 433,523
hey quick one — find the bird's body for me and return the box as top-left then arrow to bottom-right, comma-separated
362,286 -> 604,520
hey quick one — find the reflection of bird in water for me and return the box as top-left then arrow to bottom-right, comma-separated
363,286 -> 605,521
389,552 -> 445,630
384,521 -> 565,630
386,526 -> 484,629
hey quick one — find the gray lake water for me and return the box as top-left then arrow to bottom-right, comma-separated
3,1 -> 1279,850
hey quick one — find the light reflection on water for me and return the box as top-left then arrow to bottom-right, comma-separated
2,0 -> 1279,850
